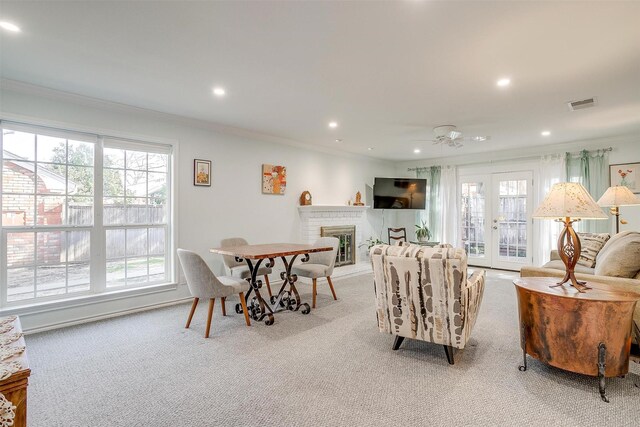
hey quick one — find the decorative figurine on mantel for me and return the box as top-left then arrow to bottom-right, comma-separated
353,191 -> 364,206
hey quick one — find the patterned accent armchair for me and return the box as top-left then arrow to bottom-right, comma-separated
371,243 -> 486,364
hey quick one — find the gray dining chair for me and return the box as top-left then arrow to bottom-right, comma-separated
221,237 -> 273,298
291,237 -> 339,308
177,249 -> 251,338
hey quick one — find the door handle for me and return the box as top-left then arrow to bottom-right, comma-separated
493,219 -> 498,223
492,226 -> 498,230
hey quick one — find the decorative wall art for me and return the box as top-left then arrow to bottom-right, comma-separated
262,164 -> 286,194
610,163 -> 639,193
194,159 -> 211,186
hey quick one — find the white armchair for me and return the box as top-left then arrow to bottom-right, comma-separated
370,243 -> 485,364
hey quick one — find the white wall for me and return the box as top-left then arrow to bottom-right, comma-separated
0,83 -> 395,331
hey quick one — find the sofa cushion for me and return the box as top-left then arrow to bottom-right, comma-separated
595,231 -> 640,278
576,232 -> 610,268
542,260 -> 595,275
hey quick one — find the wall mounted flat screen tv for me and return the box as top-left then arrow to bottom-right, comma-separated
373,177 -> 426,209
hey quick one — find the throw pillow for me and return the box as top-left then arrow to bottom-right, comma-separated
594,231 -> 640,278
576,232 -> 610,268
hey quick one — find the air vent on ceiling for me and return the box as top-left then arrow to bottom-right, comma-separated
568,97 -> 597,111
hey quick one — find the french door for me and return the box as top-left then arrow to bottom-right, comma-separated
460,171 -> 533,270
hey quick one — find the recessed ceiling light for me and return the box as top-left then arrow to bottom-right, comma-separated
335,139 -> 343,143
541,130 -> 551,136
496,78 -> 511,87
413,149 -> 421,154
367,147 -> 373,151
328,121 -> 338,129
212,87 -> 226,97
0,21 -> 21,33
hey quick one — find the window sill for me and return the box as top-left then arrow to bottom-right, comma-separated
0,282 -> 181,317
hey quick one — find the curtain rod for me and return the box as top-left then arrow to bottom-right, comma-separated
407,146 -> 613,172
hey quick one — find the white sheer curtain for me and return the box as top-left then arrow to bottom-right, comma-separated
440,165 -> 459,246
534,154 -> 566,265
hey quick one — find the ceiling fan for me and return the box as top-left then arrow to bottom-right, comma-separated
413,125 -> 490,148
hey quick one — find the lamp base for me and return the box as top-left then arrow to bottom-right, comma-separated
550,270 -> 591,293
551,217 -> 590,293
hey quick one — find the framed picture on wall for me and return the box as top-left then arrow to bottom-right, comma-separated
262,164 -> 286,194
610,162 -> 639,194
194,159 -> 212,186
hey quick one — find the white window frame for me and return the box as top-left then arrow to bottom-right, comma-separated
0,121 -> 176,309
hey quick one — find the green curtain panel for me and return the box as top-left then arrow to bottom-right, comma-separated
565,149 -> 609,233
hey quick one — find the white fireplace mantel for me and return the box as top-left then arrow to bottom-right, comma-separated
297,205 -> 370,213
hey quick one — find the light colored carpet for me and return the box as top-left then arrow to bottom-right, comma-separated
26,270 -> 639,426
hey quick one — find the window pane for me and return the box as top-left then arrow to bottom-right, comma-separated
68,165 -> 93,195
2,196 -> 35,226
126,228 -> 148,257
3,160 -> 35,194
104,148 -> 125,168
106,229 -> 126,259
149,228 -> 165,255
147,172 -> 166,198
148,153 -> 167,172
126,170 -> 147,196
3,130 -> 35,160
104,169 -> 125,196
126,198 -> 148,224
149,200 -> 166,224
7,232 -> 35,267
67,231 -> 91,262
67,263 -> 91,291
37,231 -> 66,264
104,198 -> 125,225
36,195 -> 66,225
67,140 -> 94,166
37,163 -> 66,194
7,267 -> 35,302
37,135 -> 66,163
106,260 -> 126,288
126,151 -> 147,171
127,257 -> 148,285
148,256 -> 166,282
68,197 -> 93,226
37,265 -> 66,297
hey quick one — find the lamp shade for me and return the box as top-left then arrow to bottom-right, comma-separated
596,185 -> 640,207
533,182 -> 607,219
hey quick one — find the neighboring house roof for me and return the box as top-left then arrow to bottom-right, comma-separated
3,150 -> 77,193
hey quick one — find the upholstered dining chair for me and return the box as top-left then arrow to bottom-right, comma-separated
388,227 -> 407,245
291,237 -> 339,308
177,249 -> 251,338
221,237 -> 273,298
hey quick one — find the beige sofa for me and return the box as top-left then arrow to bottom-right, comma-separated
521,231 -> 640,325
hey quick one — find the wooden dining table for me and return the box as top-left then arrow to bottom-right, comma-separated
209,243 -> 333,325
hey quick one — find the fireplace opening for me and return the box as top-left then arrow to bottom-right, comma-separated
321,225 -> 356,266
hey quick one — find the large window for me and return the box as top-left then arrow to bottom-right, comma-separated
1,122 -> 173,307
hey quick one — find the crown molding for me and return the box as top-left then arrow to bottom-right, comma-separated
0,79 -> 390,165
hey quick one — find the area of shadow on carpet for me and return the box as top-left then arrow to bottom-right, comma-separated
26,270 -> 639,426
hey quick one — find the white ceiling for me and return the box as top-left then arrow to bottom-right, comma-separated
1,1 -> 639,160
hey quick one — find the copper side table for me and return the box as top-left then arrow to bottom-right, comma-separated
514,277 -> 640,402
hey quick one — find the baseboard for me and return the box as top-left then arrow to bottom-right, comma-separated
24,297 -> 192,335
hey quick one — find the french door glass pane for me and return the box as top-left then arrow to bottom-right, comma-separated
497,179 -> 528,260
461,182 -> 486,257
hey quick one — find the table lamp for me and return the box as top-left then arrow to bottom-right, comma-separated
533,182 -> 607,292
596,185 -> 640,234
